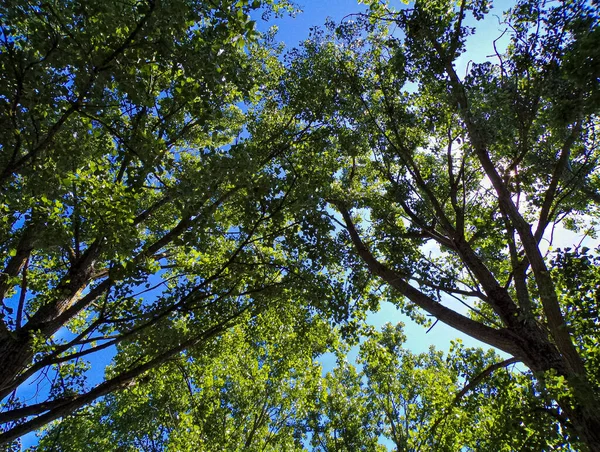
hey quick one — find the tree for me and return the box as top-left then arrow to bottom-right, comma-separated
34,305 -> 335,451
304,323 -> 572,451
3,0 -> 600,449
0,0 -> 370,445
276,0 -> 600,448
37,320 -> 568,451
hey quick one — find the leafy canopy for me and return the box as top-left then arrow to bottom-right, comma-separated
1,0 -> 600,450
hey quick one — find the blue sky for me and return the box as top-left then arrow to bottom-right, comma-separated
266,0 -> 516,55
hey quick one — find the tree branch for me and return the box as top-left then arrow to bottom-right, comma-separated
429,357 -> 519,443
436,41 -> 586,377
335,204 -> 522,358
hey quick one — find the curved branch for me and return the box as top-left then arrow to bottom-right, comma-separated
335,204 -> 523,358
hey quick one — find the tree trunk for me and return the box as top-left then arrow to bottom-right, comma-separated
504,328 -> 600,451
0,335 -> 34,399
561,400 -> 600,452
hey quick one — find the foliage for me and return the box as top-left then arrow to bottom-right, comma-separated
36,306 -> 334,451
303,324 -> 572,451
1,0 -> 600,450
271,0 -> 600,448
0,0 -> 366,446
38,322 -> 575,451
551,246 -> 600,391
